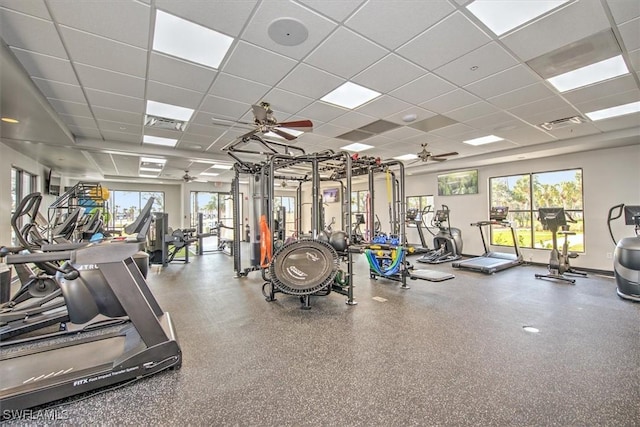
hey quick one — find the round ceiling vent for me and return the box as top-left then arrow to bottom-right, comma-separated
267,18 -> 308,46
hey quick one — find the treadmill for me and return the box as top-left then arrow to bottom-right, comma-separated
0,241 -> 181,411
452,206 -> 523,274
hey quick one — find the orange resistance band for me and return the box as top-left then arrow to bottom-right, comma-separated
259,215 -> 272,268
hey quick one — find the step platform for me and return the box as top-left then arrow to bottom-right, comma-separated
410,269 -> 454,282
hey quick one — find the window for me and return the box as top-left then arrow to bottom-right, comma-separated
489,169 -> 584,251
190,191 -> 236,240
406,195 -> 434,227
274,196 -> 295,237
351,190 -> 368,215
109,190 -> 164,230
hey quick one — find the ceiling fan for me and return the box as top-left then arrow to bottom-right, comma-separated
213,101 -> 313,142
411,143 -> 458,164
182,170 -> 196,182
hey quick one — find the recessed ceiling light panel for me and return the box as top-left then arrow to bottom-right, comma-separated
210,164 -> 234,170
463,135 -> 503,146
394,154 -> 419,161
321,82 -> 381,109
153,10 -> 233,69
146,100 -> 194,122
586,101 -> 640,121
140,156 -> 167,164
546,55 -> 629,92
467,0 -> 570,36
143,135 -> 178,147
200,172 -> 220,176
341,142 -> 374,152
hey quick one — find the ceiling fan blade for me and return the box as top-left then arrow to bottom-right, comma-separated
434,151 -> 459,157
238,128 -> 259,140
211,117 -> 254,126
252,104 -> 268,123
431,157 -> 448,162
271,128 -> 297,141
277,119 -> 313,131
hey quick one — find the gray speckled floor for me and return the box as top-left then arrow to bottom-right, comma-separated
2,254 -> 639,426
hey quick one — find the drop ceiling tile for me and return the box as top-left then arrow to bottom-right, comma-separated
563,75 -> 638,105
66,125 -> 103,139
390,74 -> 456,105
433,42 -> 518,87
143,127 -> 182,140
75,63 -> 145,98
185,123 -> 222,137
59,26 -> 147,77
356,95 -> 412,118
464,65 -> 540,99
92,107 -> 143,126
545,123 -> 601,140
380,126 -> 425,141
298,102 -> 348,123
97,119 -> 142,134
314,123 -> 351,138
619,17 -> 640,51
508,96 -> 576,121
0,1 -> 50,19
511,103 -> 581,127
48,0 -> 150,48
305,27 -> 388,79
31,77 -> 86,103
494,125 -> 554,146
574,89 -> 640,114
488,83 -> 556,110
419,89 -> 480,114
199,96 -> 251,121
209,73 -> 271,105
148,53 -> 217,93
261,88 -> 313,115
85,88 -> 144,114
630,48 -> 640,72
352,54 -> 427,94
591,112 -> 640,132
10,47 -> 78,85
297,0 -> 364,22
385,107 -> 436,125
156,0 -> 257,38
241,0 -> 336,60
278,63 -> 345,99
101,129 -> 141,144
47,98 -> 92,117
223,41 -> 298,86
464,112 -> 523,132
330,111 -> 376,129
501,0 -> 611,61
181,130 -> 225,145
445,101 -> 499,122
59,113 -> 98,129
358,134 -> 393,147
605,0 -> 640,24
397,12 -> 490,71
87,152 -> 116,174
345,0 -> 454,50
430,123 -> 475,138
0,8 -> 67,57
146,80 -> 204,110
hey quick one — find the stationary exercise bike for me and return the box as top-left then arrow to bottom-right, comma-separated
535,207 -> 586,284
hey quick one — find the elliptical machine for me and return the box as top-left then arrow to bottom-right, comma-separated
534,207 -> 586,284
417,205 -> 462,264
607,204 -> 640,301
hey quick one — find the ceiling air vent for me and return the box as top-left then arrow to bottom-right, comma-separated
145,115 -> 187,132
538,115 -> 586,131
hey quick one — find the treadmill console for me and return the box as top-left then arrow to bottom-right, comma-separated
490,206 -> 509,222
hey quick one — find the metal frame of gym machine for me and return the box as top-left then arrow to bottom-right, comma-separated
225,134 -> 357,307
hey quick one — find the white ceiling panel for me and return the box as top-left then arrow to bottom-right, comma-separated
31,77 -> 86,103
48,0 -> 150,48
297,0 -> 364,22
355,95 -> 412,118
66,125 -> 102,139
185,123 -> 223,138
488,83 -> 556,110
545,122 -> 601,140
47,98 -> 92,117
385,107 -> 436,125
146,80 -> 204,110
84,89 -> 144,114
562,75 -> 638,105
222,41 -> 298,86
445,101 -> 499,122
241,0 -> 336,60
344,0 -> 454,50
91,107 -> 143,126
390,73 -> 456,105
574,89 -> 640,115
605,0 -> 640,24
501,0 -> 611,61
494,125 -> 554,146
75,63 -> 145,98
0,1 -> 50,20
260,88 -> 313,115
591,112 -> 640,132
0,8 -> 67,57
10,47 -> 78,85
420,89 -> 480,114
298,102 -> 348,123
313,123 -> 350,138
618,17 -> 640,52
148,53 -> 217,93
329,110 -> 375,129
277,63 -> 344,98
59,113 -> 98,129
379,126 -> 425,141
97,119 -> 142,135
464,65 -> 540,99
209,73 -> 271,105
352,54 -> 426,94
305,27 -> 387,79
59,26 -> 147,77
430,123 -> 475,138
511,102 -> 581,127
155,0 -> 258,38
199,95 -> 251,119
181,130 -> 225,146
397,12 -> 490,71
434,42 -> 518,87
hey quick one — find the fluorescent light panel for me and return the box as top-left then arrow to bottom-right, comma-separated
321,82 -> 380,109
139,174 -> 158,178
153,10 -> 233,69
143,135 -> 178,147
140,167 -> 163,172
467,0 -> 570,36
463,135 -> 503,146
586,101 -> 640,121
146,100 -> 194,122
200,172 -> 220,176
140,157 -> 167,164
341,142 -> 374,152
547,55 -> 629,92
210,164 -> 233,170
394,154 -> 419,161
